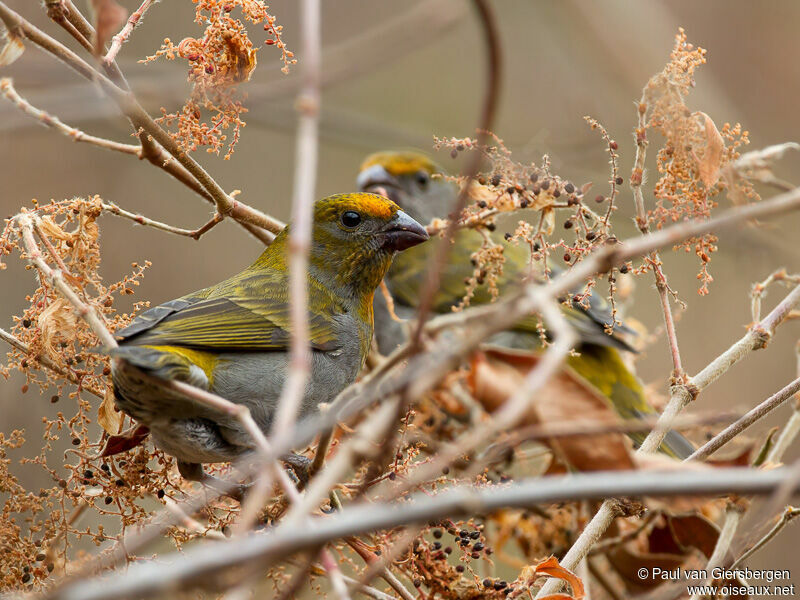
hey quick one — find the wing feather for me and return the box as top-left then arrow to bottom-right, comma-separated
116,270 -> 341,352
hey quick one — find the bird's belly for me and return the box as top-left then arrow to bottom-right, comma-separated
210,348 -> 360,433
113,348 -> 360,465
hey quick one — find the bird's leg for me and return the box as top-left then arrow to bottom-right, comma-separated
177,461 -> 250,502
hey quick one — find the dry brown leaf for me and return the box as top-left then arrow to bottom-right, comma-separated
0,31 -> 24,66
37,298 -> 78,358
92,0 -> 127,56
100,423 -> 150,457
607,545 -> 686,590
469,348 -> 636,472
221,31 -> 257,83
98,387 -> 123,434
607,512 -> 745,598
37,216 -> 73,242
695,111 -> 725,188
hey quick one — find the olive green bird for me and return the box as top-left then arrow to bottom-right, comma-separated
357,151 -> 694,459
107,193 -> 428,483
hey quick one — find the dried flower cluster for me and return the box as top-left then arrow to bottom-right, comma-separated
640,28 -> 756,294
143,0 -> 293,159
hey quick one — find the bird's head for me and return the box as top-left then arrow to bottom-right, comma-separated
357,151 -> 457,223
291,193 -> 428,300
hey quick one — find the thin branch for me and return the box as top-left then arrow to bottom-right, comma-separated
0,80 -> 140,153
100,202 -> 220,240
485,409 -> 736,456
270,0 -> 320,451
688,505 -> 743,600
319,549 -> 353,600
43,0 -> 93,54
687,376 -> 800,461
46,467 -> 800,600
729,506 -> 800,570
766,397 -> 800,465
102,0 -> 155,65
630,97 -> 684,378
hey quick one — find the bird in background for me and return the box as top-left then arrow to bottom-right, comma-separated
106,193 -> 429,487
357,151 -> 695,459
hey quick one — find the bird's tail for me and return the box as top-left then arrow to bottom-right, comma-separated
107,345 -> 212,387
105,345 -> 214,423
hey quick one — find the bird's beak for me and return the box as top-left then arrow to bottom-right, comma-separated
357,165 -> 401,201
381,210 -> 429,252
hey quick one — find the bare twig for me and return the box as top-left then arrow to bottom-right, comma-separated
162,497 -> 226,541
630,99 -> 684,378
0,78 -> 139,155
101,202 -> 221,240
688,505 -> 744,600
271,0 -> 320,450
687,376 -> 800,461
729,506 -> 800,570
766,396 -> 800,465
320,549 -> 353,600
102,0 -> 155,65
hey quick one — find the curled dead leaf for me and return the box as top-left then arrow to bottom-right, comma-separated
606,511 -> 744,597
37,216 -> 73,242
694,112 -> 724,189
0,32 -> 24,66
37,298 -> 78,358
469,348 -> 635,472
98,387 -> 123,435
514,556 -> 585,599
222,31 -> 257,83
100,423 -> 150,457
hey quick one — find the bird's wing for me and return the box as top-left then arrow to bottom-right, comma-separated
115,271 -> 341,352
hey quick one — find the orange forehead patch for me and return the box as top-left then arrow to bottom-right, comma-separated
360,151 -> 440,177
316,193 -> 400,221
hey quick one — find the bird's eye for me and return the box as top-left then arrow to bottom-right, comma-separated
341,211 -> 362,228
415,171 -> 429,187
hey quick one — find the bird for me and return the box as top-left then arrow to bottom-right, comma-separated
106,192 -> 429,486
357,151 -> 695,459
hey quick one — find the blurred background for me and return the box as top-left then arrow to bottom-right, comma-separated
2,0 -> 799,580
